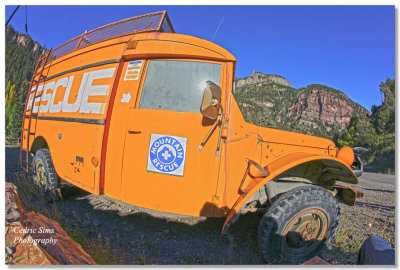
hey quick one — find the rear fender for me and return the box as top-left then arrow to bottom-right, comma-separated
30,136 -> 49,154
221,152 -> 358,235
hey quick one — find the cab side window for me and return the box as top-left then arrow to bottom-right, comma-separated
139,60 -> 221,113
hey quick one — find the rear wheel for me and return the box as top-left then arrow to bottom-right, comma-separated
258,185 -> 340,264
32,149 -> 60,199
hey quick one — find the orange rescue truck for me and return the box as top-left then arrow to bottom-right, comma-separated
20,11 -> 362,263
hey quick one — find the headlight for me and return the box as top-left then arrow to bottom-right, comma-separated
336,146 -> 354,167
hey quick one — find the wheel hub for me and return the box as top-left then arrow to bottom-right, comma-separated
281,208 -> 328,254
35,159 -> 47,187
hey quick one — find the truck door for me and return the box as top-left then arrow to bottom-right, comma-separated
120,59 -> 224,216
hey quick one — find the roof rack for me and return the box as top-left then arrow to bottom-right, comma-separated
42,11 -> 174,67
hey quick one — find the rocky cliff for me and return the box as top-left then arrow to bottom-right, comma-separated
235,70 -> 293,89
289,84 -> 369,130
234,71 -> 369,139
6,26 -> 42,52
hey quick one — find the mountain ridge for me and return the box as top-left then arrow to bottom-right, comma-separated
234,71 -> 369,138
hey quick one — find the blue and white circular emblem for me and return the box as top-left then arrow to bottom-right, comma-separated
149,136 -> 185,173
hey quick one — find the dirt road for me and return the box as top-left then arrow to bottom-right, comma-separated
358,172 -> 395,186
5,146 -> 395,264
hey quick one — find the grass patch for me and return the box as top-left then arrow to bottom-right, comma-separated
180,251 -> 210,265
7,172 -> 130,265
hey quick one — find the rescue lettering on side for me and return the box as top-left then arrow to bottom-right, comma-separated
26,67 -> 116,115
147,134 -> 188,176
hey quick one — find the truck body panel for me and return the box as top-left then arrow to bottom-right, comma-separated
104,58 -> 228,216
25,57 -> 120,194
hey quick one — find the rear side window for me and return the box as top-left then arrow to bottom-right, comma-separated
139,60 -> 221,113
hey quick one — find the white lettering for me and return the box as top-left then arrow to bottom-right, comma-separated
25,67 -> 115,115
62,75 -> 86,113
38,226 -> 55,234
32,84 -> 44,113
152,158 -> 160,168
49,78 -> 67,113
26,88 -> 35,110
39,81 -> 55,113
80,68 -> 115,114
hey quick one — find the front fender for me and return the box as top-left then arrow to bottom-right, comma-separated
221,152 -> 358,234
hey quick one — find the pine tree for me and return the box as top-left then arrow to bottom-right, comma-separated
5,82 -> 16,132
371,78 -> 395,134
5,26 -> 45,144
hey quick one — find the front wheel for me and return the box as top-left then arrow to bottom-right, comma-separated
258,185 -> 340,264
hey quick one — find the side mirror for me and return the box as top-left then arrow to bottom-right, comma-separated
200,81 -> 222,120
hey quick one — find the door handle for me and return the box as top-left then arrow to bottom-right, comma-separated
128,130 -> 142,134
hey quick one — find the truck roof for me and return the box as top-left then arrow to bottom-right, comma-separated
49,11 -> 175,62
38,11 -> 235,70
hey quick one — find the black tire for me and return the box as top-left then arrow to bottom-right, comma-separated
32,149 -> 60,193
258,185 -> 340,264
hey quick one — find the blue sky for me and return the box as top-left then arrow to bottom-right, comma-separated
5,5 -> 395,111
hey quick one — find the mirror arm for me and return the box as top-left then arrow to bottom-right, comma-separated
198,106 -> 223,152
215,106 -> 224,157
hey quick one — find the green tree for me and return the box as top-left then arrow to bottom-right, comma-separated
5,26 -> 45,144
371,78 -> 395,134
339,78 -> 395,173
5,82 -> 17,131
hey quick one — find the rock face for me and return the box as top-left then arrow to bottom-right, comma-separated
234,72 -> 369,138
6,183 -> 56,265
6,25 -> 42,51
6,182 -> 23,223
235,70 -> 293,89
6,221 -> 59,265
17,35 -> 28,46
5,182 -> 96,265
288,85 -> 369,130
22,212 -> 97,265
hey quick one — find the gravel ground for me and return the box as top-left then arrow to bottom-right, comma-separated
320,173 -> 395,264
5,146 -> 395,265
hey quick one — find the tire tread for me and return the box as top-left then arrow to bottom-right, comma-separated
258,185 -> 340,264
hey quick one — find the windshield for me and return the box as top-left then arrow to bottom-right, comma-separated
139,60 -> 221,113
